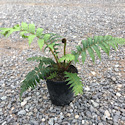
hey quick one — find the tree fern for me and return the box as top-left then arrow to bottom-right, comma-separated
1,22 -> 125,100
64,72 -> 83,95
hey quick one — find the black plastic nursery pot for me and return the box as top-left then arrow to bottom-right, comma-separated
46,65 -> 78,106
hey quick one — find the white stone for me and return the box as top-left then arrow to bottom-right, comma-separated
116,92 -> 121,97
0,108 -> 2,112
24,97 -> 31,101
115,65 -> 119,68
70,102 -> 74,108
1,96 -> 7,100
66,113 -> 71,117
117,84 -> 122,88
82,120 -> 85,124
36,92 -> 40,95
105,110 -> 110,118
42,118 -> 45,122
85,86 -> 90,91
75,115 -> 79,119
111,76 -> 116,81
91,100 -> 99,107
21,100 -> 27,107
2,121 -> 6,125
91,71 -> 96,75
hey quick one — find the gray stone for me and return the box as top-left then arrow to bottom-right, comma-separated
7,102 -> 11,109
18,110 -> 26,115
48,118 -> 54,125
62,122 -> 70,125
98,123 -> 103,125
91,100 -> 99,107
30,120 -> 39,125
113,115 -> 119,123
114,68 -> 119,72
86,111 -> 92,118
0,111 -> 3,115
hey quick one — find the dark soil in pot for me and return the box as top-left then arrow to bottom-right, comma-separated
46,65 -> 78,106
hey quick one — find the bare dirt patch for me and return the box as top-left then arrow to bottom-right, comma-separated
0,38 -> 38,56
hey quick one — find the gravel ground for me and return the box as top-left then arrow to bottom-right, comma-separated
0,1 -> 125,125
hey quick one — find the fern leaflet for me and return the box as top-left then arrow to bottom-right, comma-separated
64,72 -> 83,95
47,72 -> 57,80
59,54 -> 75,63
27,56 -> 55,65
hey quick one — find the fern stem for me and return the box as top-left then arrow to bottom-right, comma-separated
49,47 -> 61,69
62,38 -> 67,67
65,61 -> 72,71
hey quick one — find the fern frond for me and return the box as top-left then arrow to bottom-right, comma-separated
20,61 -> 56,99
74,36 -> 125,64
27,56 -> 55,64
47,72 -> 57,80
20,67 -> 40,99
64,72 -> 83,95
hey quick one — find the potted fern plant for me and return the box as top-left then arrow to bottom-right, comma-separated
0,22 -> 125,106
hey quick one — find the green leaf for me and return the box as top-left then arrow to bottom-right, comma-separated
6,30 -> 13,37
76,45 -> 82,52
64,72 -> 83,95
87,37 -> 93,46
59,54 -> 75,62
71,51 -> 79,63
27,56 -> 55,65
28,35 -> 36,45
29,24 -> 35,33
87,47 -> 95,62
47,72 -> 57,80
0,28 -> 10,36
21,22 -> 28,31
92,45 -> 101,60
107,42 -> 116,50
82,40 -> 87,50
48,43 -> 55,50
94,36 -> 98,44
103,42 -> 110,54
36,28 -> 44,37
13,24 -> 20,30
81,51 -> 86,64
104,35 -> 112,41
38,39 -> 44,50
98,43 -> 109,56
43,34 -> 51,41
20,31 -> 29,38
